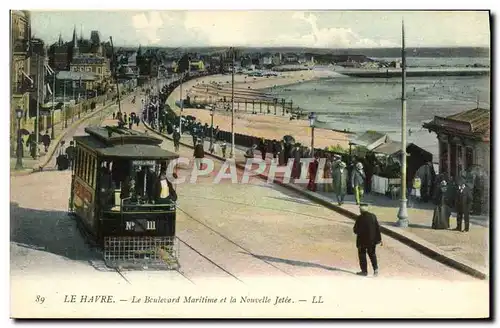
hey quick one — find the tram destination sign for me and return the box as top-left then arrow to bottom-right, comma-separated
132,160 -> 156,166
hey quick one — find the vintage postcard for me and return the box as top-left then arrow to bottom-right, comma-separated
9,9 -> 491,319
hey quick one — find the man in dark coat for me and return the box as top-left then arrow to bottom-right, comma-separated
454,180 -> 473,232
173,128 -> 181,152
42,130 -> 51,153
65,141 -> 76,170
258,138 -> 267,161
353,203 -> 382,276
193,140 -> 205,170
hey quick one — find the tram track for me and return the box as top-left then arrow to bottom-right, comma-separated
176,206 -> 297,281
176,236 -> 244,283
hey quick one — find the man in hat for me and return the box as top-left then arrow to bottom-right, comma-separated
353,203 -> 382,277
352,162 -> 366,205
454,178 -> 473,232
333,160 -> 348,205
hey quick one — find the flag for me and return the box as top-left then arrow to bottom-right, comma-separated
44,63 -> 55,76
19,69 -> 35,92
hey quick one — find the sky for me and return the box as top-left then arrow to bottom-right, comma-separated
29,10 -> 490,48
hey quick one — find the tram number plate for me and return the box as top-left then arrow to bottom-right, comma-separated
125,220 -> 156,231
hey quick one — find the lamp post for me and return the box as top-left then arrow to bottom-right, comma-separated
309,111 -> 317,157
209,105 -> 214,151
50,72 -> 55,139
15,108 -> 24,170
396,19 -> 409,228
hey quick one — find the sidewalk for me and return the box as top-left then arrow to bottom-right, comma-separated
10,97 -> 125,176
144,122 -> 489,279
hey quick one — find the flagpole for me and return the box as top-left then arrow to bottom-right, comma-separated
35,54 -> 40,159
396,19 -> 409,227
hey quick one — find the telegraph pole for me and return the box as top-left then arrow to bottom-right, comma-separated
230,47 -> 235,159
51,69 -> 55,139
396,19 -> 409,228
179,72 -> 183,135
109,36 -> 121,113
35,54 -> 40,159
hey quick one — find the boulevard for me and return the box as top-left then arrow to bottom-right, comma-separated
10,89 -> 489,318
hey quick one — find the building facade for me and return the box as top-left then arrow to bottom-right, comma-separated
423,107 -> 490,213
10,10 -> 31,153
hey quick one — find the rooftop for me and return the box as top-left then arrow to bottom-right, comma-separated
71,54 -> 107,65
447,107 -> 490,136
56,71 -> 97,81
423,107 -> 490,142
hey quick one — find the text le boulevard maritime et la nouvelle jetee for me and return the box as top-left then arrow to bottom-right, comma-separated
62,295 -> 325,306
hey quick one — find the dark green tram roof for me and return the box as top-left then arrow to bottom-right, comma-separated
84,126 -> 164,146
73,126 -> 179,160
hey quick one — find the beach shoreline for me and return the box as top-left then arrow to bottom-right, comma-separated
166,70 -> 351,149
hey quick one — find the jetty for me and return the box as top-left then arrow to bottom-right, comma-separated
336,67 -> 489,78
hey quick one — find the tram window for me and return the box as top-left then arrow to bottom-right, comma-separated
75,148 -> 80,177
77,148 -> 83,178
83,152 -> 89,183
90,157 -> 96,187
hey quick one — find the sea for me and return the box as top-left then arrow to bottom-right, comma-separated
264,57 -> 491,161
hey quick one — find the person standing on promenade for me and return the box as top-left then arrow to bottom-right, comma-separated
173,128 -> 181,152
333,161 -> 348,205
42,130 -> 51,153
220,141 -> 227,158
352,162 -> 366,205
431,180 -> 451,230
191,126 -> 198,146
65,141 -> 76,170
258,138 -> 267,161
454,179 -> 473,232
307,154 -> 319,192
291,143 -> 302,179
271,140 -> 279,159
193,139 -> 205,170
323,154 -> 333,193
278,140 -> 285,166
353,203 -> 382,277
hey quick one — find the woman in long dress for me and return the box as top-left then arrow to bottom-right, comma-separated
431,180 -> 451,229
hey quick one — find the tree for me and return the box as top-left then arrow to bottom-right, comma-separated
177,54 -> 191,73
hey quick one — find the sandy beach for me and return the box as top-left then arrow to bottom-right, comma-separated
167,70 -> 350,149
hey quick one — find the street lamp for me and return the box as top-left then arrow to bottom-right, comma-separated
15,108 -> 24,170
396,19 -> 409,228
209,105 -> 215,151
309,111 -> 317,157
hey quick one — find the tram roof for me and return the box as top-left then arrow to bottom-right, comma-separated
74,127 -> 179,160
84,126 -> 164,146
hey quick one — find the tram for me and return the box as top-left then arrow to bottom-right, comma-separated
69,125 -> 180,270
